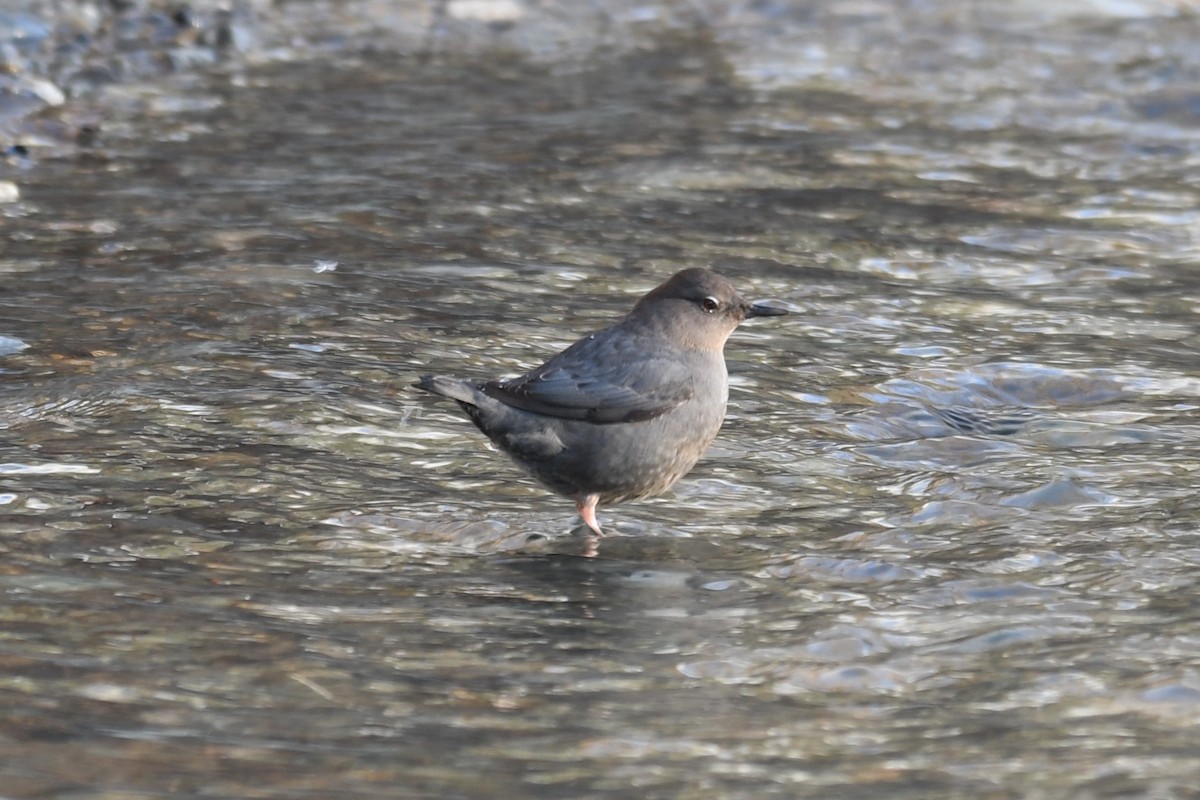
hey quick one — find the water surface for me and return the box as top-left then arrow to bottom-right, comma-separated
2,2 -> 1200,797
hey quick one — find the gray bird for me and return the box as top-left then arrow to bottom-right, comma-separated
415,268 -> 787,535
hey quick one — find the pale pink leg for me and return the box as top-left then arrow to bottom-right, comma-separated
576,494 -> 602,536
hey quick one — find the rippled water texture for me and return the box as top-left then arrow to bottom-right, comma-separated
3,2 -> 1200,797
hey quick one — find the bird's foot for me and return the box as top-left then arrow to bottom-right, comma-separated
576,493 -> 603,536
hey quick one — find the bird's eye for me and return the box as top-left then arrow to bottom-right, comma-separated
700,296 -> 720,313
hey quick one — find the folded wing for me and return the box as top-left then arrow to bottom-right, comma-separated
481,331 -> 693,424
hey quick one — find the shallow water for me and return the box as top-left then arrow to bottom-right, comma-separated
3,2 -> 1200,797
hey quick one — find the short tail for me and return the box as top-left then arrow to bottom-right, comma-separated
413,375 -> 481,406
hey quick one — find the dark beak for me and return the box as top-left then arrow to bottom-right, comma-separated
745,300 -> 789,318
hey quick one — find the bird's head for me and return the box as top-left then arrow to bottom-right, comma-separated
630,268 -> 788,350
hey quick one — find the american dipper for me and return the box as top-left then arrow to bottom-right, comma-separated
415,268 -> 787,535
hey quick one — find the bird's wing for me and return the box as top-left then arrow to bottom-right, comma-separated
480,331 -> 694,424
